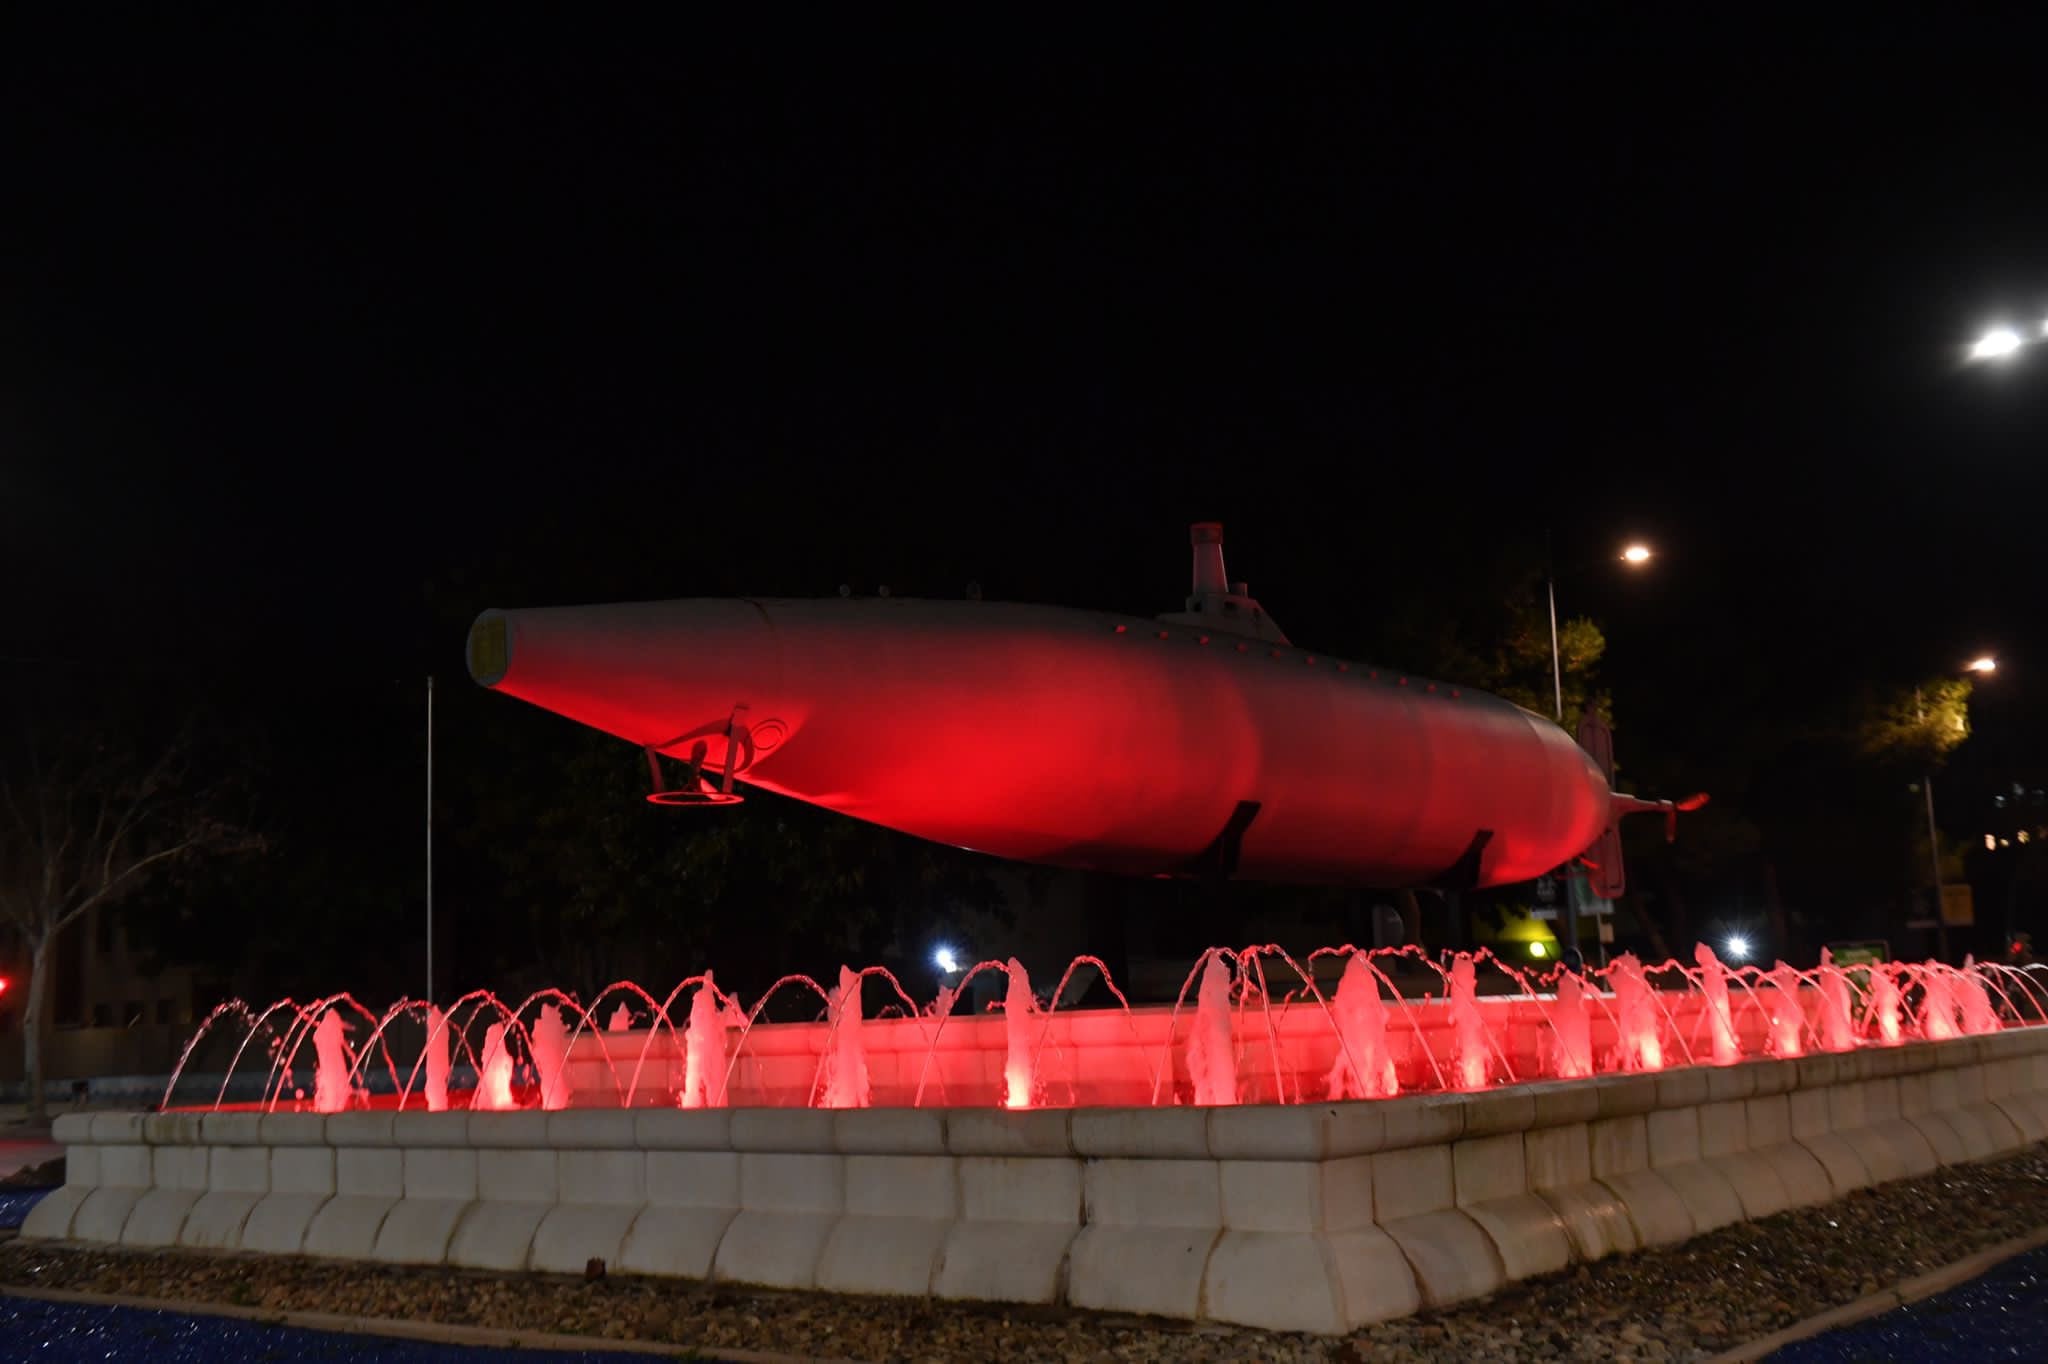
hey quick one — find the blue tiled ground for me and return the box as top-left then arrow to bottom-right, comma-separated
1769,1244 -> 2048,1362
0,1187 -> 51,1229
0,1294 -> 729,1362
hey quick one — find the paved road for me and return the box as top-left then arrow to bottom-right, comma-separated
1769,1242 -> 2048,1361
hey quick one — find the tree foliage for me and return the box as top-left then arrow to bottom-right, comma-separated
1856,677 -> 1973,769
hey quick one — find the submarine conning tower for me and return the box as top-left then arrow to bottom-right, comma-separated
1157,521 -> 1291,645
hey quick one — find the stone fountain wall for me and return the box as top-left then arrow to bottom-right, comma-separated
25,1024 -> 2048,1336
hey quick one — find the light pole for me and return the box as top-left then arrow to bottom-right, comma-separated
1544,538 -> 1654,965
1920,656 -> 1997,963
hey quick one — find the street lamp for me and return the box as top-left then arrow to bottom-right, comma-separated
1546,542 -> 1654,722
1920,655 -> 1996,961
1970,327 -> 2027,362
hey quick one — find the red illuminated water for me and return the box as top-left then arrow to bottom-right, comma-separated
159,949 -> 2048,1114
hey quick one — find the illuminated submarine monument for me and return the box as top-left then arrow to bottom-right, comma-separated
30,524 -> 2048,1335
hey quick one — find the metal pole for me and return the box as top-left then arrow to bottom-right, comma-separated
1925,767 -> 1949,962
426,675 -> 435,1002
1547,576 -> 1564,722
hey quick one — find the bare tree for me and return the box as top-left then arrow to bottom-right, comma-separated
0,716 -> 252,1120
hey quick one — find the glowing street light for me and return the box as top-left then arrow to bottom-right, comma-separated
1971,327 -> 2027,362
1724,934 -> 1751,962
932,946 -> 961,975
1968,656 -> 1998,674
1620,544 -> 1653,564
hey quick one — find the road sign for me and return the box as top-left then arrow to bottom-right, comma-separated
1825,939 -> 1889,967
1940,884 -> 1975,927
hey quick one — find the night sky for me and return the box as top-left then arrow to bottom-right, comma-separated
7,15 -> 2048,984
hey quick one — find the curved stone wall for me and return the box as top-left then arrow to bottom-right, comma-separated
26,1025 -> 2048,1335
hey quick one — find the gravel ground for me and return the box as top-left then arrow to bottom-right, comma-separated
3,1146 -> 2047,1363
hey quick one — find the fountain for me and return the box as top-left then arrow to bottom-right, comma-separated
26,944 -> 2048,1341
1185,952 -> 1237,1107
1002,958 -> 1037,1109
1696,943 -> 1741,1065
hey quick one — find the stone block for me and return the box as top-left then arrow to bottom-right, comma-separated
1536,1180 -> 1638,1261
1067,1225 -> 1220,1319
632,1108 -> 731,1152
51,1113 -> 94,1146
1747,1094 -> 1794,1147
1750,1058 -> 1799,1096
199,1113 -> 266,1146
259,1114 -> 330,1146
306,1195 -> 396,1258
20,1185 -> 89,1240
619,1206 -> 738,1278
713,1211 -> 838,1289
143,1112 -> 207,1146
731,1108 -> 836,1154
1654,1069 -> 1711,1109
66,1145 -> 102,1189
1788,1088 -> 1833,1140
1646,1108 -> 1702,1169
120,1187 -> 201,1246
1524,1123 -> 1592,1190
1461,1090 -> 1538,1138
1371,1145 -> 1452,1223
1452,1132 -> 1526,1207
1378,1094 -> 1467,1149
1599,1169 -> 1692,1246
71,1187 -> 144,1243
1072,1107 -> 1210,1158
1796,1132 -> 1870,1196
809,1105 -> 939,1154
739,1152 -> 842,1214
646,1150 -> 741,1209
199,1147 -> 266,1200
958,1156 -> 1081,1225
934,1221 -> 1077,1304
1529,1082 -> 1600,1128
1703,1150 -> 1789,1218
1381,1208 -> 1504,1306
531,1204 -> 642,1274
945,1107 -> 1072,1157
1653,1160 -> 1744,1235
1796,1054 -> 1841,1089
100,1144 -> 152,1189
1203,1230 -> 1348,1333
1589,1115 -> 1649,1178
154,1143 -> 209,1191
1697,1101 -> 1750,1157
547,1109 -> 640,1150
326,1112 -> 395,1147
90,1113 -> 149,1146
331,1138 -> 399,1196
256,1146 -> 328,1197
1326,1225 -> 1424,1325
370,1197 -> 470,1264
1460,1193 -> 1571,1280
1903,1112 -> 1966,1165
1705,1065 -> 1758,1103
393,1111 -> 473,1147
1220,1155 -> 1372,1233
845,1154 -> 955,1220
560,1149 -> 644,1205
447,1200 -> 548,1271
1085,1157 -> 1221,1229
466,1111 -> 551,1148
1207,1101 -> 1385,1159
477,1149 -> 558,1203
179,1191 -> 263,1249
403,1147 -> 478,1201
1594,1074 -> 1660,1118
241,1193 -> 331,1255
816,1214 -> 950,1297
